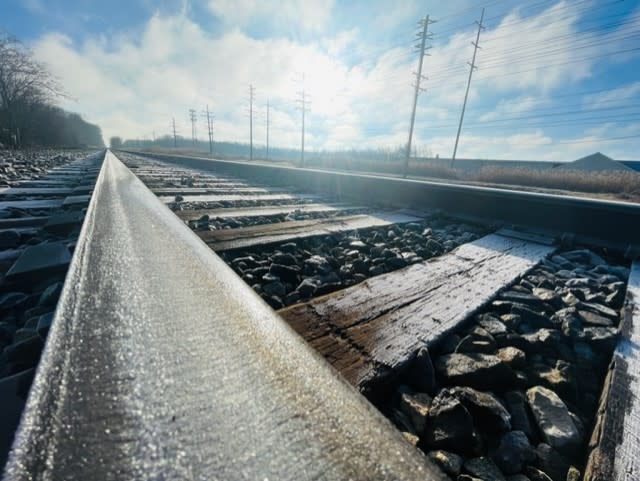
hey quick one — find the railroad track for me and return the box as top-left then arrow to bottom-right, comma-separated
1,149 -> 639,480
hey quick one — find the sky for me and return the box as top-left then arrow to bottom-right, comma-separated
3,0 -> 640,160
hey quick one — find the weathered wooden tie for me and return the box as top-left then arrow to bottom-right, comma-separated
152,187 -> 286,195
278,233 -> 555,389
583,260 -> 640,481
176,203 -> 361,221
158,193 -> 312,203
199,212 -> 422,251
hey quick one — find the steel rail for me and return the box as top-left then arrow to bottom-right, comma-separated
129,151 -> 640,251
2,150 -> 445,481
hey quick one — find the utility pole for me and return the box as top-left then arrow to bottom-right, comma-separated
248,84 -> 255,161
189,109 -> 197,146
296,73 -> 311,167
172,118 -> 177,148
202,105 -> 214,155
452,7 -> 485,166
404,14 -> 434,178
266,99 -> 270,161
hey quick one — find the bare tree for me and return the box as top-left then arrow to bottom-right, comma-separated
0,34 -> 65,146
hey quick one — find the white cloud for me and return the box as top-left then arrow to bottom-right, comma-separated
207,0 -> 335,32
479,96 -> 549,122
21,0 -> 46,14
583,81 -> 640,108
28,1 -> 640,160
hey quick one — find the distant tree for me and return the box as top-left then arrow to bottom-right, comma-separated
0,33 -> 104,148
0,34 -> 65,146
110,136 -> 123,149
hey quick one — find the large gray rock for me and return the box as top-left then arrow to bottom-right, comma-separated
399,392 -> 431,435
0,229 -> 20,249
504,391 -> 535,439
583,326 -> 618,350
530,360 -> 577,405
407,347 -> 436,394
270,253 -> 298,266
496,347 -> 526,369
295,277 -> 321,297
425,390 -> 475,451
448,386 -> 511,435
434,353 -> 516,391
38,281 -> 63,307
492,431 -> 536,475
0,292 -> 27,311
532,287 -> 562,309
5,241 -> 71,282
456,327 -> 497,354
501,292 -> 548,312
262,281 -> 286,297
520,329 -> 564,356
511,305 -> 555,329
427,450 -> 463,477
268,263 -> 300,283
525,467 -> 553,481
526,386 -> 581,455
0,368 -> 36,469
578,301 -> 617,319
463,456 -> 507,481
534,443 -> 570,481
577,309 -> 613,327
476,314 -> 508,336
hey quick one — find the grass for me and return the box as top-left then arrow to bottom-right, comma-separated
470,165 -> 640,198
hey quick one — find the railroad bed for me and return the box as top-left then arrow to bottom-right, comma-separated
2,149 -> 639,481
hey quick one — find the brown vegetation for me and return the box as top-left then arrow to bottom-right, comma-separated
470,166 -> 640,197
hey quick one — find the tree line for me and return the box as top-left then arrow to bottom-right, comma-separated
0,33 -> 103,148
119,135 -> 434,163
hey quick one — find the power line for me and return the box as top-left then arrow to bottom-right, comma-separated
356,0 -> 630,75
424,27 -> 640,83
452,7 -> 485,166
484,0 -> 623,33
413,112 -> 640,131
415,45 -> 640,93
553,134 -> 640,145
405,14 -> 434,177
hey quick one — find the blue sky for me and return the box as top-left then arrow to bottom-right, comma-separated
3,0 -> 640,160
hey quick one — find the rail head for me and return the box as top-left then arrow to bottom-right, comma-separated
3,150 -> 445,480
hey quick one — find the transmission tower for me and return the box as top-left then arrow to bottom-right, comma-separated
404,14 -> 435,178
189,109 -> 197,146
202,105 -> 214,155
248,84 -> 255,161
171,117 -> 178,148
452,8 -> 485,166
266,99 -> 270,161
295,73 -> 311,167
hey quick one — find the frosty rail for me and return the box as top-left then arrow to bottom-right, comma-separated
2,150 -> 444,481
